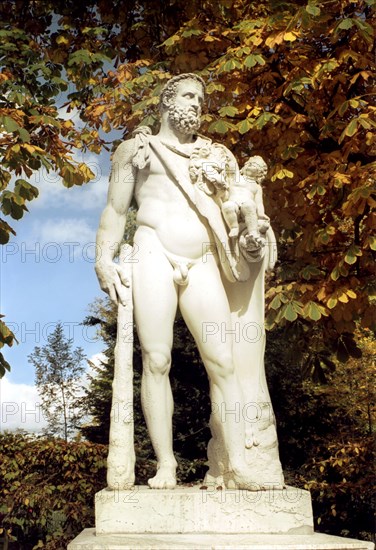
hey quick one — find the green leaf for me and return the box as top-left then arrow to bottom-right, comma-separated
0,352 -> 11,376
220,58 -> 242,73
305,301 -> 322,321
337,19 -> 354,30
327,297 -> 338,309
0,320 -> 16,348
2,116 -> 20,133
283,303 -> 298,322
301,265 -> 322,280
244,54 -> 257,68
306,3 -> 320,16
14,180 -> 39,201
181,28 -> 203,38
237,118 -> 253,134
218,105 -> 239,117
270,295 -> 282,310
244,54 -> 265,69
160,34 -> 180,48
206,82 -> 225,94
208,119 -> 234,134
344,245 -> 362,265
330,266 -> 340,281
254,112 -> 280,130
17,127 -> 31,142
344,119 -> 358,137
338,101 -> 349,116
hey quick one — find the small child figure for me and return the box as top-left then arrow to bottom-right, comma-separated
222,155 -> 270,244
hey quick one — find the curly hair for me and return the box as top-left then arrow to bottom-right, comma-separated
240,155 -> 267,180
159,73 -> 206,111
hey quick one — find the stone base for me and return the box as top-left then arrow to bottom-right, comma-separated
67,486 -> 374,550
68,528 -> 374,549
95,485 -> 313,535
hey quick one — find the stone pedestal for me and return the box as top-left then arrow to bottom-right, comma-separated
67,486 -> 374,550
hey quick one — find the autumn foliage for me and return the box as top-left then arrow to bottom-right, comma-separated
1,0 -> 375,372
0,433 -> 107,549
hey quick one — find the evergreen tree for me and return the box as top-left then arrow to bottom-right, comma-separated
28,322 -> 86,441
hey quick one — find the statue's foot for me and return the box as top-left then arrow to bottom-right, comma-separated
148,464 -> 177,489
258,219 -> 270,233
245,232 -> 265,250
231,465 -> 266,491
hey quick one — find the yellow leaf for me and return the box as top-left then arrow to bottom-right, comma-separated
317,287 -> 327,301
284,32 -> 298,42
25,498 -> 29,506
346,289 -> 357,299
56,35 -> 69,45
271,168 -> 294,181
338,293 -> 349,303
22,143 -> 35,154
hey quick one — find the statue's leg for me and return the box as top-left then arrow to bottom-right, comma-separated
241,200 -> 258,237
133,235 -> 178,489
222,200 -> 240,237
178,255 -> 258,489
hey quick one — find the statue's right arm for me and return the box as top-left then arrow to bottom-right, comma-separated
95,139 -> 136,304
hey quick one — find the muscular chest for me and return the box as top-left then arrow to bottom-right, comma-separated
134,146 -> 191,204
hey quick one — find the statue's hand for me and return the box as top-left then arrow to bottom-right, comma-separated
95,260 -> 129,306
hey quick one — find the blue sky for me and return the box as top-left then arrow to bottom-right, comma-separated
0,108 -> 121,432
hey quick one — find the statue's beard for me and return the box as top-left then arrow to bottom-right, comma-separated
168,104 -> 201,135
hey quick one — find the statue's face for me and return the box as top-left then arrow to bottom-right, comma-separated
173,80 -> 204,117
167,79 -> 204,135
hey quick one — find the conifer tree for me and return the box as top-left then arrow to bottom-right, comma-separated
28,322 -> 86,441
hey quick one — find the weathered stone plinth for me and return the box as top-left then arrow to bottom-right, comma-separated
95,485 -> 313,535
67,486 -> 374,549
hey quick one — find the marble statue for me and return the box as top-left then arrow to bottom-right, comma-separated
95,72 -> 284,491
222,155 -> 270,249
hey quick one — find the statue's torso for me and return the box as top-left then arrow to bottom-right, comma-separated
134,135 -> 213,259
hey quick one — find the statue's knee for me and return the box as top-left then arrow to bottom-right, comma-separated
143,350 -> 171,376
222,201 -> 236,215
207,353 -> 235,379
241,201 -> 256,215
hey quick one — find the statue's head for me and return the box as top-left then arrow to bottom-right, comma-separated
160,73 -> 206,110
160,73 -> 206,135
241,155 -> 268,181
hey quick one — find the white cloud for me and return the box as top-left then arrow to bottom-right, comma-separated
30,151 -> 109,211
25,217 -> 96,262
0,378 -> 47,433
30,217 -> 95,248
